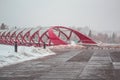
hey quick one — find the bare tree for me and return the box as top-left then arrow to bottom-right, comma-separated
111,32 -> 116,43
0,23 -> 8,30
88,30 -> 92,37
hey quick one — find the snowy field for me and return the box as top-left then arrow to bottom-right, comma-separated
0,44 -> 55,67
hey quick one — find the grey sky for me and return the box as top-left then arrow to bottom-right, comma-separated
0,0 -> 120,31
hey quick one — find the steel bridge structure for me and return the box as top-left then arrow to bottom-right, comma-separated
0,26 -> 96,47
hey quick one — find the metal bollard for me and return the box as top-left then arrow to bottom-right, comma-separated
15,41 -> 18,52
43,42 -> 46,49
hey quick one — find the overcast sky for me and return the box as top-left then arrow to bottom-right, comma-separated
0,0 -> 120,31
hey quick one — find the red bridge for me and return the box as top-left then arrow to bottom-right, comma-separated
0,26 -> 96,47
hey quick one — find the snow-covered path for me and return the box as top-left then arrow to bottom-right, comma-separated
0,49 -> 119,80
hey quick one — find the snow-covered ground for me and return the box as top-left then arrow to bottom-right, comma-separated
0,44 -> 55,67
0,41 -> 85,68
